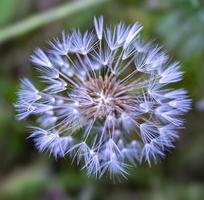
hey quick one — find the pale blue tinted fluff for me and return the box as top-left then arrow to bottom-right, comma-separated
15,16 -> 191,179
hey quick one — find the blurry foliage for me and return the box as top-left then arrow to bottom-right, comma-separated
0,0 -> 204,199
0,163 -> 48,200
156,2 -> 204,59
0,0 -> 16,27
0,0 -> 31,28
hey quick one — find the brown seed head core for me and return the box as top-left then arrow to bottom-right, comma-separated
71,74 -> 136,121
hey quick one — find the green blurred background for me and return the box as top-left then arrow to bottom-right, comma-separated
0,0 -> 204,199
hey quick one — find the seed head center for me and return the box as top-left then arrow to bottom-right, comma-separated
72,75 -> 132,120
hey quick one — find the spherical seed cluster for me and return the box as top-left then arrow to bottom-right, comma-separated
15,17 -> 191,179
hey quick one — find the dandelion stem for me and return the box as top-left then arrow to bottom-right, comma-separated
0,0 -> 108,44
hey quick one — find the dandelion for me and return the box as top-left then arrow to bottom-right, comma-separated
15,16 -> 191,179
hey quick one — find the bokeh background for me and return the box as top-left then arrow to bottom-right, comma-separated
0,0 -> 204,199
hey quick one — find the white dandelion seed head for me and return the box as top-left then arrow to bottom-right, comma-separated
15,16 -> 191,179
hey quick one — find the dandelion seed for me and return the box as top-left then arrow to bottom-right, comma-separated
15,16 -> 191,179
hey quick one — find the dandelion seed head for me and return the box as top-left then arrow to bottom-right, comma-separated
15,16 -> 191,179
